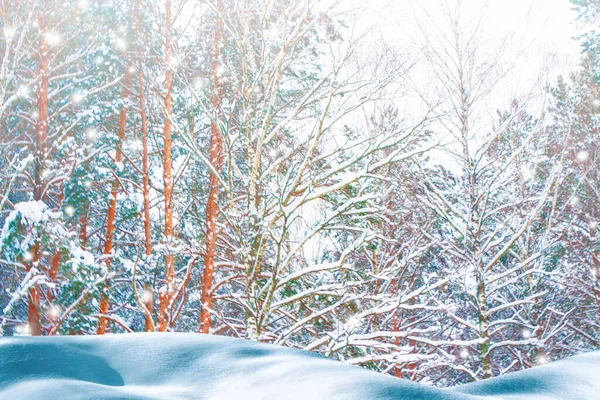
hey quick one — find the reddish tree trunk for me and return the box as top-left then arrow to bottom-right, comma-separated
158,0 -> 174,332
45,252 -> 61,334
27,242 -> 42,336
27,285 -> 42,336
27,13 -> 50,336
199,0 -> 224,335
34,16 -> 49,202
139,71 -> 152,258
391,278 -> 403,378
46,177 -> 67,335
139,56 -> 154,332
47,188 -> 65,312
393,311 -> 402,378
594,252 -> 600,321
78,209 -> 89,249
48,253 -> 60,297
143,282 -> 154,331
46,187 -> 63,334
96,74 -> 129,335
132,0 -> 154,332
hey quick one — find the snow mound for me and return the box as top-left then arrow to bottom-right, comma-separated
0,333 -> 597,400
453,350 -> 600,400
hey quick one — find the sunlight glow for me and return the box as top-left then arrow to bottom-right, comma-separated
18,85 -> 31,98
114,38 -> 127,51
47,306 -> 60,319
577,151 -> 589,161
45,31 -> 62,46
71,92 -> 86,104
22,251 -> 33,262
193,77 -> 208,90
15,324 -> 30,335
537,354 -> 548,365
3,27 -> 16,42
86,128 -> 97,141
142,290 -> 153,303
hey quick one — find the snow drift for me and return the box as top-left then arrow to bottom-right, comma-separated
0,333 -> 598,400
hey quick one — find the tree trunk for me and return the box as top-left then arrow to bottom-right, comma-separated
392,301 -> 402,378
158,0 -> 174,332
47,186 -> 65,335
28,242 -> 42,336
139,61 -> 154,332
34,16 -> 48,203
96,72 -> 129,335
593,252 -> 600,322
78,207 -> 89,249
199,0 -> 224,335
47,187 -> 65,312
477,267 -> 492,379
28,12 -> 50,336
132,0 -> 154,332
45,252 -> 61,334
139,70 -> 152,258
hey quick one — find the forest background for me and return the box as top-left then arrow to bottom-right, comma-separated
1,0 -> 599,386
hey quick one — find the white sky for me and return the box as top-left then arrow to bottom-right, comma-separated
330,0 -> 584,128
362,0 -> 581,62
370,0 -> 582,88
483,0 -> 580,60
339,0 -> 585,172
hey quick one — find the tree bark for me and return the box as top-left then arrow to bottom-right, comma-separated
139,57 -> 154,332
392,295 -> 402,378
96,72 -> 129,335
78,207 -> 89,249
593,252 -> 600,322
28,243 -> 42,336
28,12 -> 50,336
135,0 -> 154,332
199,0 -> 224,335
139,71 -> 152,258
158,0 -> 174,332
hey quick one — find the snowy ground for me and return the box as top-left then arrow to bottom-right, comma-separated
0,333 -> 598,400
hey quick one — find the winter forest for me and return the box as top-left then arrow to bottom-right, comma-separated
0,0 -> 599,387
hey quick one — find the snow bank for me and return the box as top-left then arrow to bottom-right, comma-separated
0,333 -> 597,400
453,350 -> 600,400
